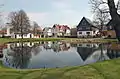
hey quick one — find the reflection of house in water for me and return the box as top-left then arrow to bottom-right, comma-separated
59,42 -> 70,51
52,41 -> 60,52
8,42 -> 42,48
77,44 -> 111,65
43,41 -> 53,49
77,44 -> 99,61
43,41 -> 71,52
84,48 -> 109,64
77,43 -> 120,65
51,42 -> 71,52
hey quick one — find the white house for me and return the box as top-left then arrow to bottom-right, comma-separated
2,24 -> 42,38
43,27 -> 53,37
52,24 -> 71,37
11,33 -> 34,38
77,17 -> 99,38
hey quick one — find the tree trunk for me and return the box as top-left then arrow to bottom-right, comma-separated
108,0 -> 120,42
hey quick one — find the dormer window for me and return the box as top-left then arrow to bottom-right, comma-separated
82,20 -> 86,26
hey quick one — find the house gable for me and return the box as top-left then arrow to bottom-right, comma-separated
77,46 -> 96,61
77,17 -> 95,31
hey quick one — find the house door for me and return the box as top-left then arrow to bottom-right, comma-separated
15,35 -> 17,38
30,34 -> 32,38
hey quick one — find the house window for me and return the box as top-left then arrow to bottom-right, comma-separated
86,44 -> 91,47
79,44 -> 82,46
24,34 -> 27,37
79,32 -> 82,34
86,32 -> 90,34
19,34 -> 21,37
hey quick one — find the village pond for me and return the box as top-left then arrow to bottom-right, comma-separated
0,41 -> 120,69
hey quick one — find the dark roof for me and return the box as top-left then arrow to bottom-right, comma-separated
53,24 -> 70,30
77,17 -> 99,29
84,17 -> 95,26
77,47 -> 96,61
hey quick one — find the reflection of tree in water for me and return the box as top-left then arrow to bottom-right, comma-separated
43,41 -> 52,50
5,42 -> 41,69
52,42 -> 60,52
31,44 -> 42,56
107,44 -> 120,59
93,43 -> 120,60
98,44 -> 106,61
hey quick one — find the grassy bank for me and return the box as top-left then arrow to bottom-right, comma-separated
61,38 -> 118,43
0,38 -> 64,44
0,58 -> 120,79
0,38 -> 118,44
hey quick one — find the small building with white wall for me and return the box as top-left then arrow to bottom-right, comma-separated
2,23 -> 42,38
77,17 -> 99,38
43,27 -> 53,37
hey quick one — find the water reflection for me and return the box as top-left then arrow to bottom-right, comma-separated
107,44 -> 120,59
0,42 -> 120,69
43,41 -> 70,52
5,43 -> 31,68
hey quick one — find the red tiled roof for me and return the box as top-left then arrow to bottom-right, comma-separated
0,30 -> 7,34
53,24 -> 70,31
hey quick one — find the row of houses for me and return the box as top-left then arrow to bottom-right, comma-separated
0,24 -> 71,38
43,24 -> 71,38
0,17 -> 116,38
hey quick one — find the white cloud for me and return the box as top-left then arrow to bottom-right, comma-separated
27,11 -> 80,28
114,0 -> 119,3
9,10 -> 92,28
3,0 -> 92,28
51,0 -> 73,11
52,1 -> 71,10
27,12 -> 49,27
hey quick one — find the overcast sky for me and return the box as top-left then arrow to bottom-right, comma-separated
2,0 -> 95,28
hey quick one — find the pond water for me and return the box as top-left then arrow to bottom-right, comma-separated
0,41 -> 120,69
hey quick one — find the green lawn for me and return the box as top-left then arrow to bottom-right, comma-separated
0,58 -> 120,79
0,38 -> 64,44
0,38 -> 118,44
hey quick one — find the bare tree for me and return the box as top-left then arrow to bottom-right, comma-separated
90,0 -> 110,29
90,0 -> 120,42
32,21 -> 40,35
8,10 -> 31,39
0,4 -> 4,29
93,10 -> 110,29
